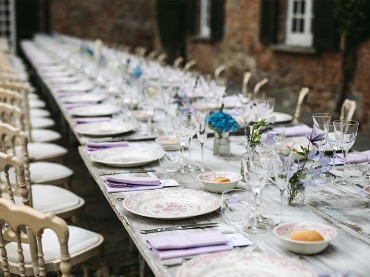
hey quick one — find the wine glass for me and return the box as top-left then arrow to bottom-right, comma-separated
180,111 -> 197,171
195,110 -> 209,172
241,145 -> 274,233
172,118 -> 189,174
326,123 -> 340,183
333,120 -> 359,185
312,113 -> 331,151
273,146 -> 292,224
252,97 -> 275,120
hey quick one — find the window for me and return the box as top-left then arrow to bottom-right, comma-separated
260,0 -> 339,51
285,0 -> 313,47
199,0 -> 211,38
191,0 -> 224,42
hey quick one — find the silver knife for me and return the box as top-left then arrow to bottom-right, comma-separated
99,169 -> 157,176
140,222 -> 218,234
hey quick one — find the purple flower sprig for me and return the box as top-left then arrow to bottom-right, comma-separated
288,128 -> 331,204
248,115 -> 276,148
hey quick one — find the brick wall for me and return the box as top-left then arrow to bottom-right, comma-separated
49,0 -> 370,129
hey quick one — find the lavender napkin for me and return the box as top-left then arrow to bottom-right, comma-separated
85,141 -> 129,152
274,125 -> 312,137
75,117 -> 111,124
57,92 -> 85,97
105,176 -> 160,186
146,231 -> 232,260
65,102 -> 96,109
336,152 -> 370,163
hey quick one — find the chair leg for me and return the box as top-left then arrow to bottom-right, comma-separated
98,245 -> 110,277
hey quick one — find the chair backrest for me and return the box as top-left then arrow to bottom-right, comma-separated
340,99 -> 356,121
173,56 -> 184,68
242,72 -> 252,95
0,122 -> 31,199
253,78 -> 268,96
184,60 -> 197,72
0,87 -> 22,107
0,198 -> 72,276
148,50 -> 158,59
157,53 -> 168,65
293,87 -> 310,124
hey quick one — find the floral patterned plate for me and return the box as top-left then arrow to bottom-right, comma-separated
90,146 -> 164,167
176,252 -> 317,277
69,104 -> 120,117
61,93 -> 107,103
75,121 -> 135,136
122,188 -> 221,220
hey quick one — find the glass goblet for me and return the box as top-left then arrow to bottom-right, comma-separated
333,120 -> 359,184
273,146 -> 292,224
326,123 -> 340,183
241,145 -> 274,233
195,110 -> 209,172
312,113 -> 331,151
252,97 -> 275,120
172,118 -> 189,174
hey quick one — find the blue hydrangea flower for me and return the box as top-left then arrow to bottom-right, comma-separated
208,111 -> 240,133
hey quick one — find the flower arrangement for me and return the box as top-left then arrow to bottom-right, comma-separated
247,115 -> 276,148
288,129 -> 331,205
208,111 -> 240,133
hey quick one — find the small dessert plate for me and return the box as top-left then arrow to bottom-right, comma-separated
155,135 -> 181,151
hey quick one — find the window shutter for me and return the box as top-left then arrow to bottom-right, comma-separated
313,0 -> 339,50
210,0 -> 224,41
259,0 -> 279,45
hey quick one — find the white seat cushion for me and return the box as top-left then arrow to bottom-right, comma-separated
31,129 -> 61,143
6,225 -> 100,263
32,184 -> 81,212
29,98 -> 46,109
30,108 -> 51,118
28,92 -> 39,100
25,142 -> 67,160
30,117 -> 55,129
29,162 -> 73,183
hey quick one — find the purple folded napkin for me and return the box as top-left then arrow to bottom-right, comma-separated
103,181 -> 162,193
75,117 -> 111,124
64,102 -> 96,109
336,152 -> 370,163
57,92 -> 85,97
85,141 -> 129,152
105,176 -> 160,186
274,125 -> 312,137
146,231 -> 232,260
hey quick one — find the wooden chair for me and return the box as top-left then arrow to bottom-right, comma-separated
293,87 -> 310,124
0,81 -> 61,142
214,65 -> 227,86
0,125 -> 83,222
242,72 -> 252,96
173,56 -> 184,68
253,78 -> 268,97
0,198 -> 108,276
184,60 -> 197,72
340,99 -> 356,121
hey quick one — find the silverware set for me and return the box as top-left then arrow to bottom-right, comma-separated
140,222 -> 218,234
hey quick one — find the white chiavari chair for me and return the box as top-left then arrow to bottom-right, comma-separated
340,99 -> 357,121
293,87 -> 310,124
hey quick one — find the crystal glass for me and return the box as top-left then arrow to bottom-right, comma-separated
326,123 -> 339,183
241,145 -> 273,233
343,153 -> 368,185
252,97 -> 275,120
179,111 -> 197,171
195,110 -> 209,172
221,189 -> 250,227
312,113 -> 331,151
273,146 -> 292,224
172,118 -> 189,174
333,120 -> 359,185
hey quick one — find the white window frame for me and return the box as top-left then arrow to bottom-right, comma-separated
0,0 -> 16,53
199,0 -> 211,38
285,0 -> 313,47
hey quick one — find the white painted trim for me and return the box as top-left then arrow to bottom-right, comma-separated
199,0 -> 211,38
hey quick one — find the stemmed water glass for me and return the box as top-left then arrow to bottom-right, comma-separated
180,111 -> 197,171
172,118 -> 189,174
241,145 -> 274,233
326,123 -> 340,183
195,110 -> 209,172
333,120 -> 359,184
312,113 -> 331,151
252,97 -> 275,120
273,146 -> 292,224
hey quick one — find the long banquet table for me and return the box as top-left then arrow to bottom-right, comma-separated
21,37 -> 370,277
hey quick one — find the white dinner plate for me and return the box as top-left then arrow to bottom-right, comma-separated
122,188 -> 221,220
273,111 -> 293,123
90,146 -> 164,167
61,93 -> 107,103
69,104 -> 120,117
55,83 -> 94,92
176,252 -> 317,277
75,121 -> 135,136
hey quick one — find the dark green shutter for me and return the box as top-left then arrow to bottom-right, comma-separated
210,0 -> 224,41
313,0 -> 339,50
259,0 -> 279,45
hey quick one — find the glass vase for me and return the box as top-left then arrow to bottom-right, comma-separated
288,181 -> 305,207
213,132 -> 230,157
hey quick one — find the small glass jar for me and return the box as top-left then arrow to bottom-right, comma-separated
213,132 -> 230,157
